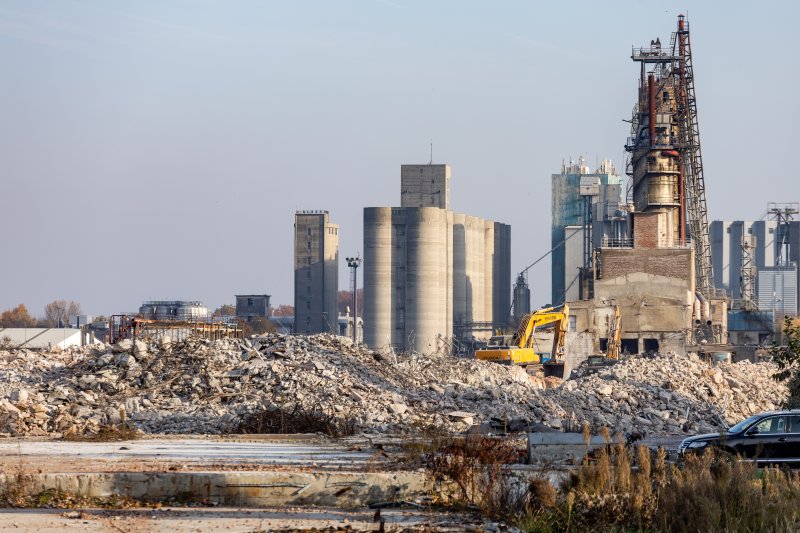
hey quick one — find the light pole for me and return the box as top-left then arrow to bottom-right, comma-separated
346,254 -> 362,344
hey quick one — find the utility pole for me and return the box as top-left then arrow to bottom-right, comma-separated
346,254 -> 362,344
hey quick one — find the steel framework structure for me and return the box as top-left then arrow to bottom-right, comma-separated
670,15 -> 715,296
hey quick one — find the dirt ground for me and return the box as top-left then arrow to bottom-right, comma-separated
0,507 -> 504,532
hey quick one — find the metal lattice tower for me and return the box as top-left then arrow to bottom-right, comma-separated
670,15 -> 715,296
740,234 -> 757,311
767,202 -> 799,265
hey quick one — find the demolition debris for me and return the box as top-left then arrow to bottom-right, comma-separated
0,334 -> 788,438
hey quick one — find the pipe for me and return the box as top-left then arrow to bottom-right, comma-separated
648,73 -> 656,146
661,150 -> 684,242
678,158 -> 685,242
696,292 -> 710,322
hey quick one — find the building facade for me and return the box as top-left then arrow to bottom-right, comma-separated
551,157 -> 626,304
711,220 -> 800,311
364,164 -> 511,354
235,294 -> 271,320
294,211 -> 339,334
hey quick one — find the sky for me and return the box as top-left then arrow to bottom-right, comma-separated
1,0 -> 798,317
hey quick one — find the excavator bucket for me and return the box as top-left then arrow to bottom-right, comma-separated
542,361 -> 566,379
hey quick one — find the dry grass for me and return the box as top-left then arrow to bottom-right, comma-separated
62,409 -> 141,442
230,404 -> 356,437
417,431 -> 800,532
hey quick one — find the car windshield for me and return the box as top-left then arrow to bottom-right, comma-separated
727,415 -> 763,434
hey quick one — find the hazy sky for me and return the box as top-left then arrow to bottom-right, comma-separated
2,1 -> 798,317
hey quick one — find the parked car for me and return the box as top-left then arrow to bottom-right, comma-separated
679,410 -> 800,466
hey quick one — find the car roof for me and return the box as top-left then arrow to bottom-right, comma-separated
749,410 -> 800,417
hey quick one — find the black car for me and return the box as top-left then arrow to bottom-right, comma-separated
679,411 -> 800,466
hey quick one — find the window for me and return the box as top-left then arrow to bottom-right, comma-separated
306,301 -> 310,310
247,298 -> 253,306
790,416 -> 800,434
568,315 -> 576,331
753,416 -> 788,434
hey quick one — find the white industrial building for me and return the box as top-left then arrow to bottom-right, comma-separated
363,164 -> 511,354
0,328 -> 99,349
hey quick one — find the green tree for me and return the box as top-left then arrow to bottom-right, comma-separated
771,317 -> 800,408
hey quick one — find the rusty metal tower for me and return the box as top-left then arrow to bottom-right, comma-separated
670,14 -> 714,296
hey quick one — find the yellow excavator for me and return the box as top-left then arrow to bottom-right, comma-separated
476,304 -> 570,374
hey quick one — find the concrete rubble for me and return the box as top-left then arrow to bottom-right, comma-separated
539,352 -> 788,435
0,334 -> 788,438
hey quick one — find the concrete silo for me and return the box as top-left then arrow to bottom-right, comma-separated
363,207 -> 393,350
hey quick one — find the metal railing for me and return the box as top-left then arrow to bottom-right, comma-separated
600,236 -> 693,249
601,237 -> 633,248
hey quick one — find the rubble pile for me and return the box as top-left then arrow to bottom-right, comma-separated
0,337 -> 789,438
0,334 -> 548,437
541,353 -> 788,435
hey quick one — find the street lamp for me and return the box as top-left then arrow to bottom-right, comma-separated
346,254 -> 362,344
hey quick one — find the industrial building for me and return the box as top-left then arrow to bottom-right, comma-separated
294,211 -> 339,334
235,294 -> 271,321
551,157 -> 627,304
138,301 -> 209,321
710,204 -> 799,341
363,164 -> 511,354
561,16 -> 727,367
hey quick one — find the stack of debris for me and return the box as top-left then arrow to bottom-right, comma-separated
0,336 -> 789,438
539,353 -> 787,435
0,334 -> 548,437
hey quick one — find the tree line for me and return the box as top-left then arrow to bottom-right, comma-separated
0,300 -> 83,328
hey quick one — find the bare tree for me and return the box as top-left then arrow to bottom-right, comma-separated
212,304 -> 236,317
43,300 -> 82,327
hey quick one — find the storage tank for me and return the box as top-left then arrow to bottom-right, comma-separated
406,207 -> 448,354
465,215 -> 485,327
482,219 -> 495,340
177,302 -> 208,321
493,223 -> 512,325
452,213 -> 467,328
363,207 -> 393,350
513,274 -> 531,324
